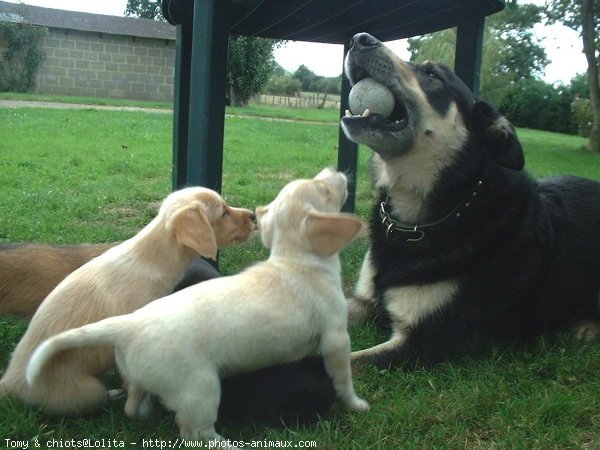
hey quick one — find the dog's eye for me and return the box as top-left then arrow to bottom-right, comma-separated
221,208 -> 230,219
423,70 -> 439,82
420,64 -> 441,83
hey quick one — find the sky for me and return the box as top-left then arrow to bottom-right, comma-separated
2,0 -> 588,84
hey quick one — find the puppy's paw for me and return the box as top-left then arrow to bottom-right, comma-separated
574,319 -> 600,342
107,389 -> 126,402
346,396 -> 370,412
135,393 -> 156,421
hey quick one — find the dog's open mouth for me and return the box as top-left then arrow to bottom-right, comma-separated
342,72 -> 408,133
343,102 -> 408,133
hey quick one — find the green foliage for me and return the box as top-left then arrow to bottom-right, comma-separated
573,96 -> 594,137
294,64 -> 319,91
227,36 -> 281,106
499,78 -> 578,135
124,0 -> 164,21
488,0 -> 549,80
266,74 -> 302,96
408,0 -> 547,107
293,64 -> 341,95
545,0 -> 600,38
570,73 -> 591,98
0,21 -> 46,92
545,0 -> 600,152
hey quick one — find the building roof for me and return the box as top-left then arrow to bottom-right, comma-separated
0,1 -> 176,41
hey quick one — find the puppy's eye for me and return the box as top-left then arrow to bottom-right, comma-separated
315,181 -> 332,197
221,208 -> 230,219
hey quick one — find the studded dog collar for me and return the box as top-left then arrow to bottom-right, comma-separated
379,179 -> 484,251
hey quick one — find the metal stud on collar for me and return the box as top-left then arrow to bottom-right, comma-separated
379,179 -> 484,248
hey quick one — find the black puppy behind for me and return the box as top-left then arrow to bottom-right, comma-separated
342,33 -> 600,369
219,356 -> 335,426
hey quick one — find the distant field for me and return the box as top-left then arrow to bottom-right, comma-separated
0,99 -> 599,449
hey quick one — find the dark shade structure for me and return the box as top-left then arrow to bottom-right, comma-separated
161,0 -> 505,211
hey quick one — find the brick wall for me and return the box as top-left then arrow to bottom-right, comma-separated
35,28 -> 175,102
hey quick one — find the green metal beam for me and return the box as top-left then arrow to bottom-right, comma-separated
184,0 -> 231,192
172,24 -> 192,190
337,40 -> 359,213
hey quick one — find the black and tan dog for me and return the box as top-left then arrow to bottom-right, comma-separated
342,33 -> 600,370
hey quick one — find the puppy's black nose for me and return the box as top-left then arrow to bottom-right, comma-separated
349,33 -> 380,51
249,211 -> 256,222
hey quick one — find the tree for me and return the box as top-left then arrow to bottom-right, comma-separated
266,74 -> 302,96
546,0 -> 600,152
293,65 -> 319,91
408,1 -> 547,107
227,36 -> 281,106
124,0 -> 164,21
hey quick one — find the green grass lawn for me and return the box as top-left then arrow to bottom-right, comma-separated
0,101 -> 599,449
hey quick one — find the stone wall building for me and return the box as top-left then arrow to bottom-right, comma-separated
0,1 -> 177,102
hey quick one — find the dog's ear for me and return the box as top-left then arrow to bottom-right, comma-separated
255,205 -> 274,249
473,101 -> 524,171
305,212 -> 364,257
167,204 -> 218,260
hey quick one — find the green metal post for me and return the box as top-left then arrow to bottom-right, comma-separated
184,0 -> 231,192
172,24 -> 192,190
337,40 -> 359,213
454,13 -> 485,96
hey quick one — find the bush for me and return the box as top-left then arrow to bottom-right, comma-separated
499,78 -> 578,134
0,22 -> 46,92
572,97 -> 593,137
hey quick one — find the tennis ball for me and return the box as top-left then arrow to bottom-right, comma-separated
348,78 -> 395,118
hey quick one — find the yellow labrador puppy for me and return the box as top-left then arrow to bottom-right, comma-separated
1,187 -> 254,415
27,168 -> 369,447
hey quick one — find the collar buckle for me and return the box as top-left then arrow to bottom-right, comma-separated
378,178 -> 484,250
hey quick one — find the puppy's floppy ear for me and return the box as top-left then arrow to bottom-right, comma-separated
473,100 -> 524,171
305,212 -> 364,257
255,205 -> 274,249
166,204 -> 218,260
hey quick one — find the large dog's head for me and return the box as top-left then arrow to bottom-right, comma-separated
341,33 -> 524,172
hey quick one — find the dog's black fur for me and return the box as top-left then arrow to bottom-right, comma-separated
219,356 -> 335,426
173,263 -> 336,426
341,33 -> 600,370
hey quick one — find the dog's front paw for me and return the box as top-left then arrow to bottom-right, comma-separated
574,319 -> 600,342
346,396 -> 370,412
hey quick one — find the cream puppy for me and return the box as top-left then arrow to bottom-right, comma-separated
27,168 -> 369,447
1,187 -> 254,415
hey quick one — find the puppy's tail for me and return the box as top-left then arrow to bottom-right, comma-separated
26,317 -> 126,386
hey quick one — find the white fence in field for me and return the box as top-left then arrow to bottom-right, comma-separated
254,93 -> 341,109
